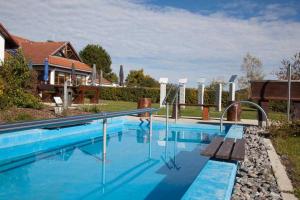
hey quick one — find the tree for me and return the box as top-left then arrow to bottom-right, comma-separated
206,78 -> 225,91
79,44 -> 117,82
126,69 -> 159,88
119,65 -> 124,86
0,50 -> 41,109
275,52 -> 300,80
106,72 -> 118,83
238,53 -> 265,89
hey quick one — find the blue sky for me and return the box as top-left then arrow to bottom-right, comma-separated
143,0 -> 300,19
1,0 -> 300,87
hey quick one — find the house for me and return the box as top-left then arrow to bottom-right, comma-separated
0,23 -> 19,63
1,22 -> 114,87
12,35 -> 93,86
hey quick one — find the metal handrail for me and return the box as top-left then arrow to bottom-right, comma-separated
0,108 -> 159,134
219,100 -> 269,133
171,86 -> 180,105
162,85 -> 176,105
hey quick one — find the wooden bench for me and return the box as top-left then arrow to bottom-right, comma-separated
201,137 -> 245,161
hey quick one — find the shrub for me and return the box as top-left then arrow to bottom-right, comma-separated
0,50 -> 42,110
99,86 -> 230,107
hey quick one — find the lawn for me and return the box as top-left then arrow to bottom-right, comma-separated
272,131 -> 300,198
80,100 -> 286,121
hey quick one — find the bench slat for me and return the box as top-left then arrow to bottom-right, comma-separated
215,138 -> 235,160
201,137 -> 224,157
231,139 -> 245,161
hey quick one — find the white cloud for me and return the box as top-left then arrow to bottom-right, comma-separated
1,0 -> 300,87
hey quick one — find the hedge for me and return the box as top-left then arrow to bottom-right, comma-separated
99,87 -> 287,112
99,87 -> 231,106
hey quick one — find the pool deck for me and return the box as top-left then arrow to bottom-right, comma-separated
127,115 -> 258,126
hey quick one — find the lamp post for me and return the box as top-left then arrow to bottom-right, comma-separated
287,64 -> 291,122
228,75 -> 238,102
197,78 -> 205,110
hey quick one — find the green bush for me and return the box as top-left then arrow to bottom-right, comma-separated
100,87 -> 230,106
0,50 -> 42,110
100,87 -> 160,103
269,100 -> 287,112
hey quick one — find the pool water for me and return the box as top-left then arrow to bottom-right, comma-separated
0,119 -> 235,200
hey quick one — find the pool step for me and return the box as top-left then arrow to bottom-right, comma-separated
201,137 -> 245,161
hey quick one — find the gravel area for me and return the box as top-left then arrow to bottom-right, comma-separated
231,126 -> 282,200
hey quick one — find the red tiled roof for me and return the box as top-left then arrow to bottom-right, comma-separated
18,40 -> 66,64
49,56 -> 92,72
12,35 -> 33,45
95,77 -> 112,85
0,23 -> 19,49
11,35 -> 92,73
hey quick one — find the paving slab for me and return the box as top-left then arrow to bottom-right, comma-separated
281,192 -> 298,200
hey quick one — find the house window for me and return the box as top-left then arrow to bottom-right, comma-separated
55,72 -> 70,85
75,75 -> 86,85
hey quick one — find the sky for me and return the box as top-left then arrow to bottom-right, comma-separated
1,0 -> 300,87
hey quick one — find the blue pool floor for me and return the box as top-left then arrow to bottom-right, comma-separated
0,119 -> 242,200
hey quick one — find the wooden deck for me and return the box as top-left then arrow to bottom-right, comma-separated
201,137 -> 245,161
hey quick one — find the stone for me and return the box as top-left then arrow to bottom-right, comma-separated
231,126 -> 283,200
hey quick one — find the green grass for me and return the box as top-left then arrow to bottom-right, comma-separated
80,100 -> 286,120
272,135 -> 300,198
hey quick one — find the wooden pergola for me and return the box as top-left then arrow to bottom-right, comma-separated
251,80 -> 300,120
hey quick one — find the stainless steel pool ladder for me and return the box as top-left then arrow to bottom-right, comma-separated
219,100 -> 269,133
162,84 -> 180,125
161,85 -> 180,161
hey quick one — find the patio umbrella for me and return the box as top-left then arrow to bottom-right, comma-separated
92,64 -> 96,85
43,58 -> 49,83
28,59 -> 33,70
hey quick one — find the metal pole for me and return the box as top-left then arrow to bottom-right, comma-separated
165,104 -> 169,160
175,95 -> 178,123
148,114 -> 152,159
63,81 -> 68,109
102,118 -> 107,161
166,103 -> 169,136
102,155 -> 106,186
287,64 -> 291,122
173,131 -> 177,164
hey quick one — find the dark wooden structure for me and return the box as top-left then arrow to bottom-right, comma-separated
227,101 -> 242,121
172,104 -> 216,120
201,137 -> 245,161
251,80 -> 300,121
73,85 -> 100,104
37,84 -> 100,104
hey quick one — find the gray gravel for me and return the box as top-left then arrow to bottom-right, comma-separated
231,126 -> 282,200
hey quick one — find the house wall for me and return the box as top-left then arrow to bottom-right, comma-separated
0,34 -> 4,63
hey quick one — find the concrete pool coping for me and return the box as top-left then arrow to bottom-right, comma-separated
127,115 -> 259,126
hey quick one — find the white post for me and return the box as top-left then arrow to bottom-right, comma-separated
179,78 -> 187,109
197,78 -> 206,110
0,35 -> 5,64
50,69 -> 55,85
215,83 -> 222,112
229,82 -> 236,101
159,78 -> 168,108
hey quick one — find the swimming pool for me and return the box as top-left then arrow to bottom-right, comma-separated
0,118 -> 242,200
